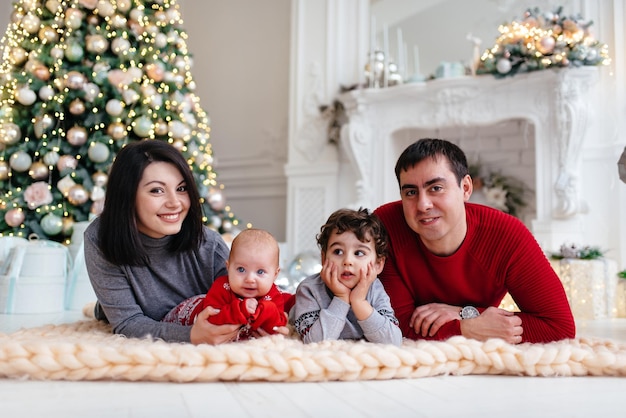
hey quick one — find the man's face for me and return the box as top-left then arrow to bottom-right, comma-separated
398,156 -> 472,256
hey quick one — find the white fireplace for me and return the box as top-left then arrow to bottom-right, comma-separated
335,67 -> 598,252
285,0 -> 626,268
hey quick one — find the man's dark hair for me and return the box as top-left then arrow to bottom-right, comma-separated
394,138 -> 469,186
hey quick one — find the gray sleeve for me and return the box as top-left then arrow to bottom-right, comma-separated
84,220 -> 214,342
292,276 -> 351,343
358,279 -> 403,346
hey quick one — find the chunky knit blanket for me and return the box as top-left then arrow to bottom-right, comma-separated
1,318 -> 626,382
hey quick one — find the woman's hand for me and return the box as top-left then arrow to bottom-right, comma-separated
190,306 -> 240,345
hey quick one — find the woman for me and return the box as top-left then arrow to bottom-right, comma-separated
84,140 -> 240,344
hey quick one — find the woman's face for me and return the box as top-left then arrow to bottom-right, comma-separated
135,161 -> 191,239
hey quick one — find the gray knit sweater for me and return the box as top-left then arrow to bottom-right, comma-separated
84,218 -> 229,342
291,273 -> 402,346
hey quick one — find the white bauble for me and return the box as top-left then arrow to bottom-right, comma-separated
16,87 -> 37,106
496,58 -> 512,74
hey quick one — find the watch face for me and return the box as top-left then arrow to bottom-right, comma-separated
461,306 -> 480,319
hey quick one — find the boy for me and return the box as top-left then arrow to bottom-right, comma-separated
291,208 -> 402,346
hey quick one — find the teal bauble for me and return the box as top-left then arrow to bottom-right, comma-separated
88,142 -> 110,163
40,213 -> 64,236
65,41 -> 84,62
133,116 -> 153,137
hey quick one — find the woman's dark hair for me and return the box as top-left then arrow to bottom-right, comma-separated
394,138 -> 469,186
316,207 -> 388,260
98,140 -> 204,265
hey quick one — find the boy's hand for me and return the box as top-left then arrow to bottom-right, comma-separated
349,262 -> 375,320
350,261 -> 376,303
245,298 -> 258,315
320,259 -> 350,303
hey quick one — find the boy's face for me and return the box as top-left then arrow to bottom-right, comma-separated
226,239 -> 279,298
321,229 -> 384,289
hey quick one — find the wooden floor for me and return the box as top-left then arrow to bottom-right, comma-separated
1,311 -> 626,417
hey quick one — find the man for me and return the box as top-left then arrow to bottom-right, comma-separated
374,138 -> 575,344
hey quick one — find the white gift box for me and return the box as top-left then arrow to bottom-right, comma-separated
0,238 -> 71,314
65,240 -> 96,311
550,258 -> 619,320
616,280 -> 626,318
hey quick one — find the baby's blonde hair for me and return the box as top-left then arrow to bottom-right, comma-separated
230,228 -> 280,265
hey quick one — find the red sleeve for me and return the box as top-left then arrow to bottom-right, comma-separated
249,285 -> 288,332
203,276 -> 249,326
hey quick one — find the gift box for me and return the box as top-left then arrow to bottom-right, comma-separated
0,238 -> 71,314
550,258 -> 619,320
64,221 -> 97,311
616,280 -> 626,318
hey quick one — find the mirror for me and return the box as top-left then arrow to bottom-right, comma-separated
369,0 -> 565,80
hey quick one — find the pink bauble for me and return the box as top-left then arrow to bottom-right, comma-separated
57,154 -> 78,171
4,208 -> 25,227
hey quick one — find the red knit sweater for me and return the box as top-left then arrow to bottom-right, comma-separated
374,201 -> 575,343
202,275 -> 288,334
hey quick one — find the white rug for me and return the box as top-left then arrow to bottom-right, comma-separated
2,318 -> 626,382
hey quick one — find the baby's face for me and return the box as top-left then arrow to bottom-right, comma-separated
227,241 -> 279,298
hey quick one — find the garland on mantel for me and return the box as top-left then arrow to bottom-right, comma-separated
477,6 -> 610,77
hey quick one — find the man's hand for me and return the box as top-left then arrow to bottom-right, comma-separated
459,307 -> 523,344
410,302 -> 461,337
320,259 -> 350,303
190,306 -> 240,345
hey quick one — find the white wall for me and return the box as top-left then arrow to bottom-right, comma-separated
178,0 -> 290,241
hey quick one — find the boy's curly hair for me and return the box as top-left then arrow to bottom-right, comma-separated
316,208 -> 388,259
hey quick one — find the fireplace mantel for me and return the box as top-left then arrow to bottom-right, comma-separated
336,67 -> 599,251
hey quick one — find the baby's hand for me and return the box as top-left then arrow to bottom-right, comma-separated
245,298 -> 258,315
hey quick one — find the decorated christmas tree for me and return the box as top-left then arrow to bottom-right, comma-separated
0,0 -> 240,244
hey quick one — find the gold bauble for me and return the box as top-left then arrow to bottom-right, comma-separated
86,34 -> 109,54
87,15 -> 99,26
33,65 -> 51,81
154,120 -> 168,136
10,47 -> 27,66
92,171 -> 108,187
39,26 -> 59,43
45,0 -> 61,13
57,154 -> 77,171
69,99 -> 86,115
1,122 -> 21,145
28,161 -> 49,180
65,71 -> 86,89
67,184 -> 89,205
64,8 -> 84,29
62,216 -> 74,236
107,122 -> 127,140
0,161 -> 10,181
66,126 -> 88,146
21,13 -> 40,34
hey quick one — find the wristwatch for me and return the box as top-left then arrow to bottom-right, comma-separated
460,306 -> 480,319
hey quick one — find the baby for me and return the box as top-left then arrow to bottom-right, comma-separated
163,228 -> 289,340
